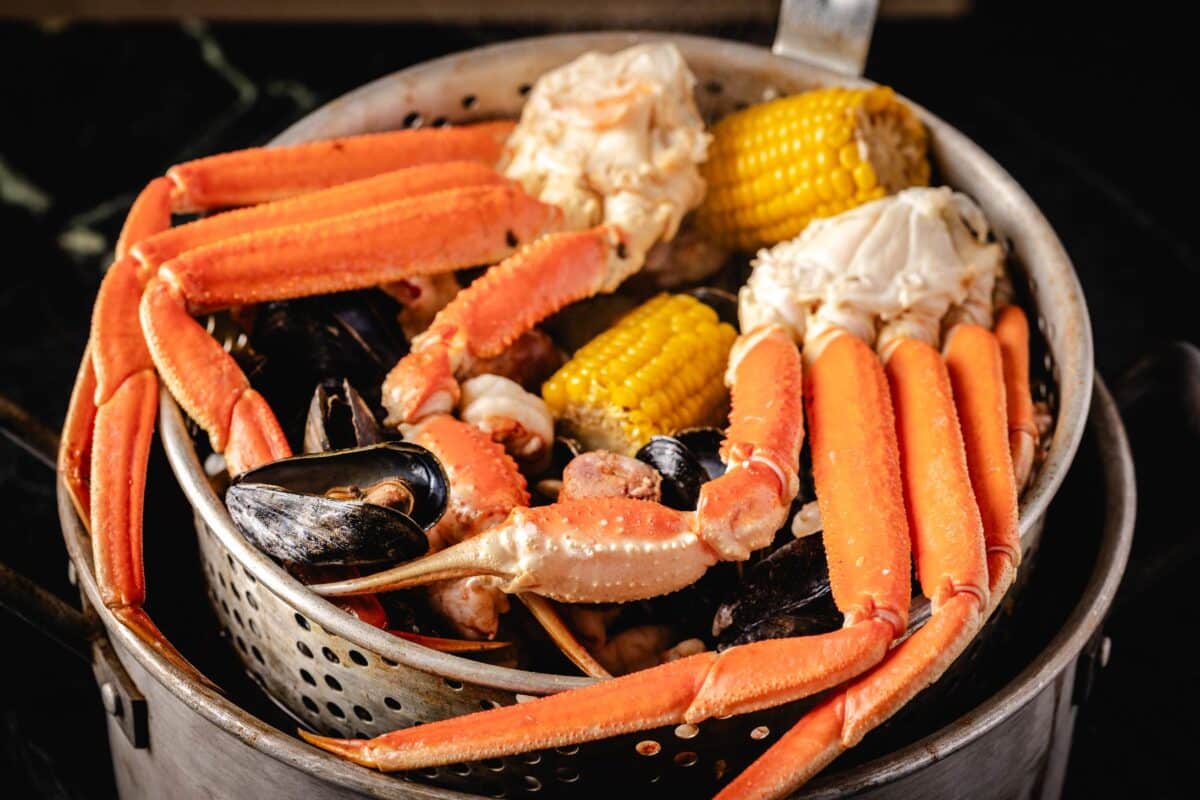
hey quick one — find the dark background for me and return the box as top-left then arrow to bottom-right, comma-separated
1,1 -> 1195,798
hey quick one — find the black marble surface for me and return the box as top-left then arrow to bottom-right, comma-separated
0,2 -> 1195,798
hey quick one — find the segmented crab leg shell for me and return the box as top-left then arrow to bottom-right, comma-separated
299,620 -> 897,772
60,177 -> 174,524
886,338 -> 988,611
994,305 -> 1037,491
945,324 -> 1022,602
59,342 -> 97,525
132,162 -> 509,277
159,185 -> 560,312
167,120 -> 515,212
381,225 -> 630,425
805,333 -> 911,632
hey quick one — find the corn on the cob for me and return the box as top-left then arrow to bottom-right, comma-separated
697,86 -> 930,251
542,294 -> 738,454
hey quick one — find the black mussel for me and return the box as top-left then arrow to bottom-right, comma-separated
712,533 -> 841,649
226,443 -> 448,566
674,427 -> 726,481
635,428 -> 724,510
304,379 -> 384,454
687,287 -> 739,330
251,290 -> 408,446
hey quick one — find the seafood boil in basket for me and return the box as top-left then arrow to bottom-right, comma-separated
58,42 -> 1048,799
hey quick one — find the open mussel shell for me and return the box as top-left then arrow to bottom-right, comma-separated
226,443 -> 449,566
712,531 -> 840,649
304,379 -> 384,454
635,427 -> 725,510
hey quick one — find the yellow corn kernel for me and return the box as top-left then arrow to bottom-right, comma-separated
542,293 -> 738,454
697,85 -> 929,251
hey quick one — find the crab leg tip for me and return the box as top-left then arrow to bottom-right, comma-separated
299,730 -> 377,768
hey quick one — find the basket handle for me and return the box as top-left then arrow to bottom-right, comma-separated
0,393 -> 150,749
773,0 -> 880,77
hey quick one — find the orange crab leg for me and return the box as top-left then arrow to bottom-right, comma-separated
945,324 -> 1022,601
158,184 -> 559,312
806,333 -> 912,632
381,225 -> 630,424
59,343 -> 97,524
717,331 -> 1020,800
167,120 -> 515,212
59,177 -> 175,523
132,161 -> 508,278
994,305 -> 1037,490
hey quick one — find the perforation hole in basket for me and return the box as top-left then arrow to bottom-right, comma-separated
483,758 -> 505,772
749,725 -> 771,741
326,702 -> 346,719
300,668 -> 316,686
353,705 -> 373,722
302,695 -> 318,713
523,775 -> 542,792
555,766 -> 580,784
233,609 -> 243,628
251,645 -> 264,664
480,699 -> 502,710
245,592 -> 259,610
294,612 -> 310,630
296,641 -> 313,658
324,674 -> 342,691
402,111 -> 422,128
674,751 -> 699,768
384,696 -> 402,711
348,649 -> 368,666
636,740 -> 661,757
321,646 -> 340,664
449,763 -> 472,777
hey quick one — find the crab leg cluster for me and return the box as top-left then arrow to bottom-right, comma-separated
303,187 -> 1032,798
57,121 -> 574,669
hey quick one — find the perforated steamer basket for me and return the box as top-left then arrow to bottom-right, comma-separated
150,30 -> 1097,799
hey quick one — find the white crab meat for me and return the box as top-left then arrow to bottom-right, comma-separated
739,186 -> 1005,360
499,43 -> 710,277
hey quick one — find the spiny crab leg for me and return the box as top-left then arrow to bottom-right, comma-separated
76,179 -> 205,678
303,326 -> 917,769
720,326 -> 1020,799
382,224 -> 632,424
167,121 -> 514,211
132,161 -> 510,279
994,305 -> 1037,490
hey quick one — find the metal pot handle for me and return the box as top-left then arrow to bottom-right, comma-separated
0,394 -> 150,748
774,0 -> 879,76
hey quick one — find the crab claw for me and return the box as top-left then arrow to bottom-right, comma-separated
310,497 -> 710,604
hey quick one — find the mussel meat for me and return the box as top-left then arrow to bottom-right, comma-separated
226,443 -> 449,566
711,531 -> 841,649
